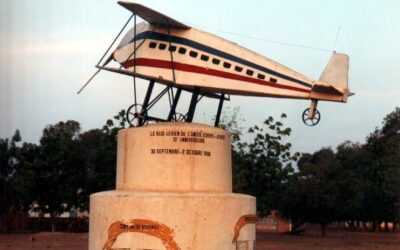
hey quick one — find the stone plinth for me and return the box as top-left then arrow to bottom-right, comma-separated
89,123 -> 256,250
116,123 -> 232,192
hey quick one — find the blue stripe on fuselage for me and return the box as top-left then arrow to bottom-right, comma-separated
131,31 -> 312,89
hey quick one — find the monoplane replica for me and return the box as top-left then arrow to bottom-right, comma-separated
80,1 -> 352,127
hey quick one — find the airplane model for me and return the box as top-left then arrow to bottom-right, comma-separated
80,1 -> 352,127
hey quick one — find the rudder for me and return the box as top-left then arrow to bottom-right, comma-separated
319,53 -> 349,90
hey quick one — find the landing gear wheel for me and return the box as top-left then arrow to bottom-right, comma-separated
172,113 -> 186,122
126,104 -> 148,127
302,108 -> 321,126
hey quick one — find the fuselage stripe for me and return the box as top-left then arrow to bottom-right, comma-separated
131,31 -> 313,89
122,58 -> 311,94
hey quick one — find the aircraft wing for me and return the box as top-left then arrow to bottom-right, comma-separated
118,1 -> 191,29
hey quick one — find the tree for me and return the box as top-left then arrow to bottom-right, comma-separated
79,109 -> 128,211
363,107 -> 400,231
29,121 -> 86,231
335,141 -> 369,230
0,130 -> 21,232
283,148 -> 341,236
231,114 -> 298,215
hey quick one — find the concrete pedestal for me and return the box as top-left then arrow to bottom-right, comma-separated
89,123 -> 256,250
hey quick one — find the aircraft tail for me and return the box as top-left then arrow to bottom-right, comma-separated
319,53 -> 349,89
310,53 -> 351,102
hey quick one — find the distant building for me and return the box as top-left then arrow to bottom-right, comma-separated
257,210 -> 291,233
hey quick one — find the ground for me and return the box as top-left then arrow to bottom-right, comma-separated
256,229 -> 400,250
0,230 -> 399,250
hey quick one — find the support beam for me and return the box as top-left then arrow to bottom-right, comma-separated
186,87 -> 200,122
139,80 -> 155,126
214,94 -> 225,127
167,88 -> 182,121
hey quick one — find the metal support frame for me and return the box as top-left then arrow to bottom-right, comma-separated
309,99 -> 318,119
130,84 -> 172,125
166,24 -> 176,82
214,94 -> 225,127
186,87 -> 200,122
139,80 -> 155,126
167,88 -> 182,121
146,86 -> 171,111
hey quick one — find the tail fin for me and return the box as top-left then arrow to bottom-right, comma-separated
311,53 -> 351,102
319,53 -> 349,89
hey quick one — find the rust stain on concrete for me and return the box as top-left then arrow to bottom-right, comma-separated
232,214 -> 256,243
103,219 -> 180,250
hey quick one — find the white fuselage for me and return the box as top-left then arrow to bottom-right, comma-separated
113,22 -> 315,99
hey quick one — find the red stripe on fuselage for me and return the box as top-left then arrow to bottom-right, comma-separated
122,58 -> 311,94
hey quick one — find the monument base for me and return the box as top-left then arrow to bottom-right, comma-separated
89,191 -> 256,250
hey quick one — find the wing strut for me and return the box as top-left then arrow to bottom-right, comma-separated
77,13 -> 134,94
167,24 -> 177,83
214,94 -> 225,127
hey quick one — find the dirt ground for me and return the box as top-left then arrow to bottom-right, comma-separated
256,229 -> 400,250
0,230 -> 399,250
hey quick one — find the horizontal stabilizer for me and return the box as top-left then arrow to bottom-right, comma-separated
118,1 -> 191,29
312,83 -> 346,96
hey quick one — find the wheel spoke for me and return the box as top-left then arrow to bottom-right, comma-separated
127,104 -> 147,127
302,108 -> 321,126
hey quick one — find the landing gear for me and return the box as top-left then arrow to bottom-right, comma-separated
302,108 -> 321,126
126,104 -> 147,127
125,79 -> 229,127
302,99 -> 321,126
172,113 -> 186,122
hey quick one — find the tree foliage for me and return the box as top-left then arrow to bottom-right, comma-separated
280,107 -> 400,235
231,114 -> 298,215
1,107 -> 399,235
0,110 -> 128,232
0,130 -> 21,232
286,148 -> 341,236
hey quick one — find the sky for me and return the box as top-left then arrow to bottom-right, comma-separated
0,0 -> 399,154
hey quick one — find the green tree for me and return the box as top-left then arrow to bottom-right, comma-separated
28,121 -> 86,231
364,107 -> 400,231
335,141 -> 369,230
0,130 -> 21,232
285,148 -> 341,236
79,109 -> 128,211
232,114 -> 298,215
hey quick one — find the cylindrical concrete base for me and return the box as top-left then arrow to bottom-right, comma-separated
89,191 -> 256,250
89,123 -> 256,250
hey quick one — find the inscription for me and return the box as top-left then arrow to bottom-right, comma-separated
150,149 -> 211,157
103,219 -> 180,250
149,130 -> 225,142
179,137 -> 205,143
148,129 -> 224,158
